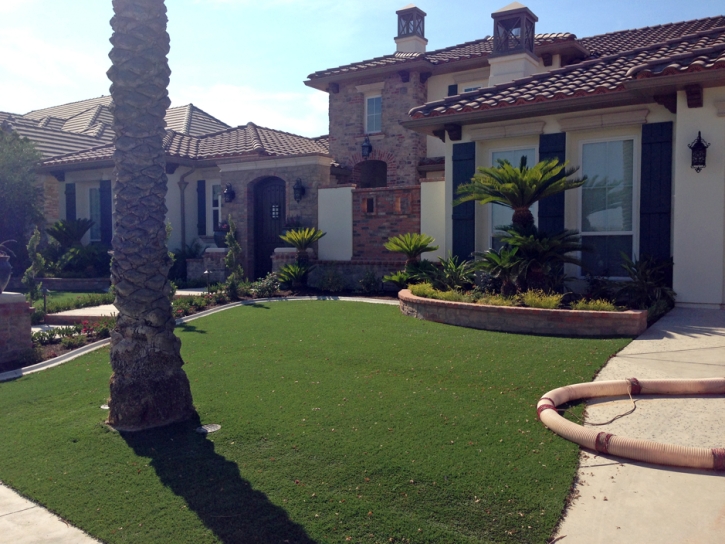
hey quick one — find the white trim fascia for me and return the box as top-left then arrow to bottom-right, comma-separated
356,82 -> 385,94
217,155 -> 331,172
560,108 -> 649,132
470,120 -> 546,141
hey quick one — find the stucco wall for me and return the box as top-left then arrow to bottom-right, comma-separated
420,178 -> 445,261
672,87 -> 725,308
318,186 -> 353,261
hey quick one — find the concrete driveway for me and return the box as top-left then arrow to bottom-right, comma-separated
554,307 -> 725,543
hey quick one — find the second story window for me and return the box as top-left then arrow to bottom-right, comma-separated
366,95 -> 382,134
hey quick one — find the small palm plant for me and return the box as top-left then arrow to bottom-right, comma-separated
46,218 -> 95,249
454,157 -> 585,231
384,233 -> 438,266
279,227 -> 325,266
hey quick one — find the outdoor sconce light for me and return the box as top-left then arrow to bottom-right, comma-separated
689,131 -> 710,173
223,183 -> 236,203
361,136 -> 373,160
293,178 -> 306,203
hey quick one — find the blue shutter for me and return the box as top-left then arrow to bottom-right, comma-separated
537,133 -> 566,235
197,180 -> 206,236
447,84 -> 458,96
640,122 -> 673,284
452,142 -> 476,260
99,180 -> 112,245
65,183 -> 76,221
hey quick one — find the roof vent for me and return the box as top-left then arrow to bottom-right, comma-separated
395,4 -> 427,53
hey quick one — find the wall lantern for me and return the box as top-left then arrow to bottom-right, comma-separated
223,183 -> 236,203
361,136 -> 373,160
688,131 -> 710,173
293,178 -> 306,203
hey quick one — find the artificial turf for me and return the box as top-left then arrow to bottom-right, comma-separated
0,301 -> 629,543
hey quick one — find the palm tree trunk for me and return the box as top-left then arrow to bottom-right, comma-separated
106,0 -> 195,431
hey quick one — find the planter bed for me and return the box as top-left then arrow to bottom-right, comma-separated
398,289 -> 647,337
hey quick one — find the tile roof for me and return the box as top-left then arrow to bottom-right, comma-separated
307,34 -> 577,80
41,123 -> 330,168
409,24 -> 725,120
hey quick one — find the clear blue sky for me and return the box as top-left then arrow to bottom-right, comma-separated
1,0 -> 722,137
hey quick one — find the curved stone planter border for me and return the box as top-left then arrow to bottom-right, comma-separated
398,289 -> 647,338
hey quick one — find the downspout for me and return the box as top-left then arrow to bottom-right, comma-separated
178,167 -> 197,248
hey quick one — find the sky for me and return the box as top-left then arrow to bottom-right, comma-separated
0,0 -> 723,137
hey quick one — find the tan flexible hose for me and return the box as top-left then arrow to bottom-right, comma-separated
537,378 -> 725,471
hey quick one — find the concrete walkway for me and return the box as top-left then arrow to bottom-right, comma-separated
554,307 -> 725,543
0,483 -> 98,543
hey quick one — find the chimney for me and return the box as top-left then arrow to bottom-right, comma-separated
487,2 -> 540,86
395,4 -> 427,53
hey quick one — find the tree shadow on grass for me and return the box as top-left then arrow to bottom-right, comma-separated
177,323 -> 208,334
121,415 -> 316,544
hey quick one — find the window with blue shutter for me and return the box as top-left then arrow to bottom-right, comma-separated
452,142 -> 476,260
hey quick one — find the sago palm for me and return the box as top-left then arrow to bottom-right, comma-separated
454,158 -> 585,230
384,233 -> 438,265
106,0 -> 195,431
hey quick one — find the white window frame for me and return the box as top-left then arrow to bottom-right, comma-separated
577,134 -> 640,279
209,182 -> 222,233
89,187 -> 101,242
488,145 -> 538,249
365,95 -> 382,134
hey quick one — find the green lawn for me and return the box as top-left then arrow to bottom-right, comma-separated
31,290 -> 113,313
0,301 -> 629,543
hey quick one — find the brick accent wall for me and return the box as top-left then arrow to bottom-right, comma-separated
352,186 -> 421,260
0,294 -> 33,366
220,160 -> 330,278
328,71 -> 428,187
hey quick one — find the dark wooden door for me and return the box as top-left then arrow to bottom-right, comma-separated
254,178 -> 286,279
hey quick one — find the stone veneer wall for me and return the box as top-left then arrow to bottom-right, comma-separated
352,186 -> 421,260
308,260 -> 405,292
328,71 -> 427,187
0,293 -> 33,366
220,161 -> 330,279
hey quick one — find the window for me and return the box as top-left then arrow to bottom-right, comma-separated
462,83 -> 484,93
211,184 -> 222,231
89,188 -> 101,242
490,148 -> 537,248
366,95 -> 382,134
580,139 -> 635,277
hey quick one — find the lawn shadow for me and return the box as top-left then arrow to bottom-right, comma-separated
177,323 -> 208,334
247,303 -> 271,310
121,415 -> 315,544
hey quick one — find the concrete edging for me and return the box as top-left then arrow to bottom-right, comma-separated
398,289 -> 647,337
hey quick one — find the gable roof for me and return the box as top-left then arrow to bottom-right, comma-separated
40,123 -> 330,169
407,21 -> 725,122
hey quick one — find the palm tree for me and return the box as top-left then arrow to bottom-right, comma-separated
106,0 -> 195,431
454,158 -> 585,231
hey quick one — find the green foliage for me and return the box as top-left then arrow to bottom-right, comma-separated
382,270 -> 411,289
409,282 -> 470,302
357,269 -> 380,294
81,317 -> 116,339
571,299 -> 618,312
313,266 -> 346,292
60,335 -> 86,350
454,158 -> 585,230
46,219 -> 95,249
519,290 -> 563,309
615,254 -> 676,310
0,128 -> 42,268
224,216 -> 244,282
383,232 -> 438,264
278,263 -> 311,288
476,293 -> 517,306
22,227 -> 44,301
249,272 -> 280,298
475,247 -> 522,296
169,240 -> 204,282
37,292 -> 115,315
278,227 -> 325,251
433,254 -> 476,291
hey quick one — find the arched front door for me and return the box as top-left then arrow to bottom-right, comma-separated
254,177 -> 286,279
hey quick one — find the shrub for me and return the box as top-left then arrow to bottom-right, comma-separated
433,254 -> 476,291
384,233 -> 438,265
615,254 -> 676,310
357,270 -> 380,294
382,270 -> 411,290
571,299 -> 617,312
409,283 -> 470,303
22,227 -> 44,302
250,273 -> 280,299
46,218 -> 94,249
32,329 -> 59,346
520,290 -> 563,309
476,293 -> 516,307
314,267 -> 346,293
278,263 -> 312,288
82,317 -> 116,339
43,292 -> 114,315
169,240 -> 204,282
61,335 -> 86,350
279,228 -> 325,251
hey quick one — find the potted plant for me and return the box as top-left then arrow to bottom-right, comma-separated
213,220 -> 230,248
0,240 -> 16,294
